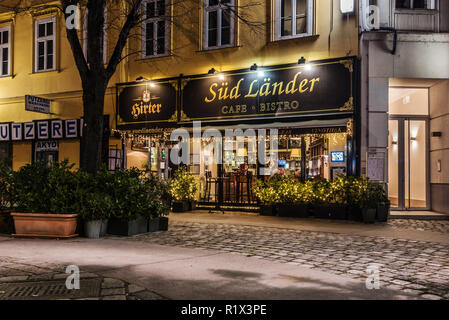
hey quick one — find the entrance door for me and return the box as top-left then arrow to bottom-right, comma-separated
388,117 -> 429,210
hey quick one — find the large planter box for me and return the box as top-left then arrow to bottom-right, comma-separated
107,216 -> 148,236
312,204 -> 332,219
259,205 -> 276,216
172,201 -> 189,212
362,208 -> 376,224
159,217 -> 169,231
11,212 -> 78,238
376,204 -> 390,222
0,210 -> 14,234
189,201 -> 197,211
277,204 -> 309,218
313,204 -> 347,219
347,207 -> 363,221
148,217 -> 160,232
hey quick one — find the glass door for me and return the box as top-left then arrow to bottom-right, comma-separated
388,117 -> 429,210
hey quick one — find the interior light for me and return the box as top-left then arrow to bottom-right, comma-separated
340,0 -> 354,14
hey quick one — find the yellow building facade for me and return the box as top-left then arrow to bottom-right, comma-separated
0,1 -> 359,174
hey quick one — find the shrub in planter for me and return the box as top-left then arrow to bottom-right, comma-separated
159,216 -> 169,231
306,179 -> 333,219
168,167 -> 197,212
6,161 -> 79,238
253,179 -> 279,216
275,176 -> 308,218
77,191 -> 113,239
103,168 -> 170,236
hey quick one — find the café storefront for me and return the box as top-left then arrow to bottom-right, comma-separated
116,57 -> 359,209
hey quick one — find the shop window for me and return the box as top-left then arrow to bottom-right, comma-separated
0,25 -> 11,76
34,17 -> 56,72
82,7 -> 108,64
274,0 -> 313,40
142,0 -> 170,58
203,0 -> 235,50
395,0 -> 435,9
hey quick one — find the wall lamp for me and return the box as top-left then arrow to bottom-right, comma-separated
250,63 -> 258,71
298,57 -> 306,65
432,132 -> 442,137
208,68 -> 216,75
136,76 -> 149,82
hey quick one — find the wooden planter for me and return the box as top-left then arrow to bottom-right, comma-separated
11,213 -> 78,238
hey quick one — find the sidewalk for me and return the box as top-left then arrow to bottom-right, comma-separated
169,210 -> 449,244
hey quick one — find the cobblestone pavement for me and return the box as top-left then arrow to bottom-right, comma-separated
387,219 -> 449,234
0,257 -> 164,300
121,220 -> 449,300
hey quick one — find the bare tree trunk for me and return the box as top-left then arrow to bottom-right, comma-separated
81,78 -> 107,173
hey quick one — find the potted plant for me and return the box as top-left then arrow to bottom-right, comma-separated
103,168 -> 150,236
275,176 -> 308,218
308,179 -> 332,219
371,183 -> 390,222
346,177 -> 364,221
7,161 -> 79,238
328,176 -> 350,220
360,180 -> 377,224
168,167 -> 197,212
253,179 -> 278,216
78,192 -> 113,238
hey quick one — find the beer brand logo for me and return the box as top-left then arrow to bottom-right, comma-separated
142,90 -> 151,103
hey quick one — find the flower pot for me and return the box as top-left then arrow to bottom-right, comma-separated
107,216 -> 148,236
84,220 -> 102,239
312,204 -> 332,219
148,217 -> 160,232
362,208 -> 376,224
328,204 -> 347,220
189,201 -> 197,211
376,204 -> 389,222
277,203 -> 309,218
259,205 -> 275,216
0,210 -> 15,234
159,216 -> 169,231
99,219 -> 108,237
347,207 -> 363,221
172,201 -> 189,212
11,213 -> 78,238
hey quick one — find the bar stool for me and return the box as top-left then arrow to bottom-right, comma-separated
236,172 -> 252,204
222,172 -> 235,202
203,171 -> 218,202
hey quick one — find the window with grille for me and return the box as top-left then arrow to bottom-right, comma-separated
35,17 -> 56,72
142,0 -> 170,58
0,25 -> 10,76
203,0 -> 235,49
274,0 -> 314,40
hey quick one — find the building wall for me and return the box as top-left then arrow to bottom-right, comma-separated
360,32 -> 449,213
429,80 -> 449,214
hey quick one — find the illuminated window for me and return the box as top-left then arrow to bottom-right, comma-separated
203,0 -> 235,49
142,0 -> 170,58
34,17 -> 56,72
0,25 -> 10,76
275,0 -> 314,40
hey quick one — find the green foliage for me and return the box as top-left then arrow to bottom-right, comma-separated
168,167 -> 197,202
0,161 -> 172,220
253,176 -> 388,208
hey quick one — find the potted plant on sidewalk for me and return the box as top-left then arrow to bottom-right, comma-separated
360,181 -> 377,224
253,179 -> 279,216
78,192 -> 113,238
309,179 -> 332,219
168,167 -> 197,212
276,176 -> 309,218
7,161 -> 79,238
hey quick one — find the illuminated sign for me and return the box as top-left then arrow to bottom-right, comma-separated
331,151 -> 345,162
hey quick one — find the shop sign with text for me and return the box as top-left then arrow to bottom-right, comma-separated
180,59 -> 354,122
117,82 -> 177,127
0,119 -> 82,141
